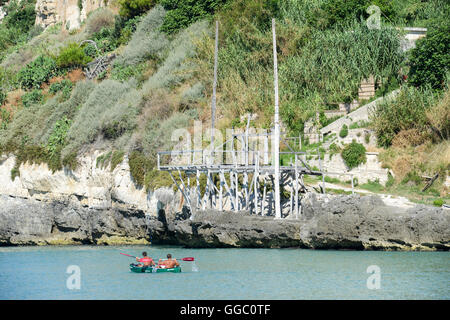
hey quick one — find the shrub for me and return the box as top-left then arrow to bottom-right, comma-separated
317,0 -> 396,29
56,43 -> 92,69
62,80 -> 141,158
18,55 -> 57,89
142,19 -> 209,91
341,140 -> 367,170
21,90 -> 43,108
409,23 -> 450,90
339,124 -> 348,138
386,172 -> 395,188
0,90 -> 6,105
371,85 -> 438,147
160,0 -> 229,34
49,79 -> 73,101
426,88 -> 450,141
401,171 -> 422,185
47,117 -> 72,158
129,150 -> 153,186
85,8 -> 116,36
433,199 -> 444,207
143,110 -> 197,157
364,132 -> 371,144
114,6 -> 169,67
118,0 -> 158,19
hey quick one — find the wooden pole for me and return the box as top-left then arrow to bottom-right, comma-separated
210,21 -> 218,151
295,155 -> 299,219
219,170 -> 223,211
196,169 -> 200,209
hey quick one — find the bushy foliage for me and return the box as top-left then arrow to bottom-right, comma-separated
341,140 -> 367,170
17,55 -> 57,89
0,0 -> 36,54
21,89 -> 43,108
317,0 -> 395,29
160,0 -> 229,34
143,19 -> 209,91
408,23 -> 450,90
114,6 -> 169,68
143,110 -> 197,157
56,43 -> 92,69
49,79 -> 73,93
0,90 -> 6,105
118,0 -> 158,19
371,85 -> 439,147
62,80 -> 141,158
85,8 -> 116,36
129,150 -> 153,186
0,81 -> 96,159
339,124 -> 348,138
47,117 -> 72,166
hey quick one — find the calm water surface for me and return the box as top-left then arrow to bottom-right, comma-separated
0,245 -> 448,299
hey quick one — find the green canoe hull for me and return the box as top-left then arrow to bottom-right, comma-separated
129,264 -> 181,273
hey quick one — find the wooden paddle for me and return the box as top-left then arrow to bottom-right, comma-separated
120,253 -> 194,261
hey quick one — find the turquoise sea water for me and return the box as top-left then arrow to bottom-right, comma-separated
0,245 -> 448,300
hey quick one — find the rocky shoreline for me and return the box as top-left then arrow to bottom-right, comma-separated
0,152 -> 448,250
1,193 -> 449,250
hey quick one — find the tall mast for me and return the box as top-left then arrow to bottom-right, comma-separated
272,18 -> 281,219
210,21 -> 219,153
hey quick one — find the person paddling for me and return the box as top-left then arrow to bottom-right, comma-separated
135,252 -> 155,268
158,254 -> 179,269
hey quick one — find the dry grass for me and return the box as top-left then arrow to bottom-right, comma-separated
380,140 -> 450,184
426,88 -> 450,141
392,128 -> 431,148
85,8 -> 116,36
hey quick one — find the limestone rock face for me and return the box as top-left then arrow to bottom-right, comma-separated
0,151 -> 181,245
35,0 -> 108,31
167,194 -> 450,251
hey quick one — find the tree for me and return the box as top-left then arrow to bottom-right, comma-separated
408,23 -> 450,90
160,0 -> 229,34
118,0 -> 158,20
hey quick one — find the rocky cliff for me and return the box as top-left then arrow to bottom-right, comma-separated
167,194 -> 450,250
35,0 -> 111,30
0,152 -> 448,249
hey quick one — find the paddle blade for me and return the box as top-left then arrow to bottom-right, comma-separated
181,257 -> 195,261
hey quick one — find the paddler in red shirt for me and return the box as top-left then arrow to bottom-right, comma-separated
135,252 -> 155,267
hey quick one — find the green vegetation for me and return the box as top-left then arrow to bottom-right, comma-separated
96,150 -> 125,171
21,89 -> 43,108
339,124 -> 348,138
0,0 -> 447,199
17,55 -> 57,90
341,140 -> 367,169
408,23 -> 450,90
119,0 -> 158,19
433,198 -> 444,207
56,43 -> 93,70
0,0 -> 36,57
160,0 -> 229,34
371,84 -> 443,147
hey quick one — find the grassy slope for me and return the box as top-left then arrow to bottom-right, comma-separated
0,0 -> 448,204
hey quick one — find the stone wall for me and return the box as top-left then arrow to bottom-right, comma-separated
307,152 -> 389,185
320,89 -> 399,136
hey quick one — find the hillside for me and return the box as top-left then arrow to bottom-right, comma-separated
0,0 -> 448,206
